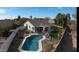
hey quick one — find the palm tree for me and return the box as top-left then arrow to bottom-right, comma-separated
55,13 -> 62,26
55,13 -> 71,28
30,16 -> 32,20
17,16 -> 21,21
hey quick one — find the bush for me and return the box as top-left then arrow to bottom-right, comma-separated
36,30 -> 42,34
49,31 -> 59,39
10,24 -> 20,29
49,27 -> 62,39
0,28 -> 10,37
55,27 -> 61,31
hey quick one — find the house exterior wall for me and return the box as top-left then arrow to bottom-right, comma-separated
48,20 -> 55,24
24,21 -> 35,32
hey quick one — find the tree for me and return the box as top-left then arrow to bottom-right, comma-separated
44,17 -> 50,20
62,14 -> 67,28
55,13 -> 63,26
33,17 -> 44,20
72,14 -> 77,26
66,14 -> 71,25
55,13 -> 71,28
72,14 -> 77,19
0,29 -> 10,37
30,16 -> 32,20
33,17 -> 38,20
39,18 -> 44,20
17,16 -> 21,21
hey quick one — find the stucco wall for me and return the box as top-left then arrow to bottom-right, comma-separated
0,26 -> 26,52
24,21 -> 35,32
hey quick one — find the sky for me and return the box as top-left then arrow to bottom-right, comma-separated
0,7 -> 76,20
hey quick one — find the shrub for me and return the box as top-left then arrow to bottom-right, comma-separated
49,27 -> 61,39
0,28 -> 10,37
10,24 -> 20,29
49,31 -> 59,39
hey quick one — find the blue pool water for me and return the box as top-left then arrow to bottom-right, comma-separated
22,35 -> 42,51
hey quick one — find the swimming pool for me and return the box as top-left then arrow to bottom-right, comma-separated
18,33 -> 45,52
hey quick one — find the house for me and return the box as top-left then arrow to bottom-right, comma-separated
24,20 -> 55,32
0,20 -> 14,29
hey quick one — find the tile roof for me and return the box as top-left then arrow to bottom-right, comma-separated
27,20 -> 55,27
0,20 -> 14,28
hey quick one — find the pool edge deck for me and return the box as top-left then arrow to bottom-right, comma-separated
18,33 -> 46,52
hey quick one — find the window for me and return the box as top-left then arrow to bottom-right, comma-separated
45,27 -> 48,31
32,27 -> 35,30
39,27 -> 43,30
29,26 -> 30,28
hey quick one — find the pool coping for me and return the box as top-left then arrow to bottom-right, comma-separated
18,33 -> 46,52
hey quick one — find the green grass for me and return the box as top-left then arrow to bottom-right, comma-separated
49,27 -> 62,39
49,31 -> 59,39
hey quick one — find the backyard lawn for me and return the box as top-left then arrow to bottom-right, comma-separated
49,27 -> 62,39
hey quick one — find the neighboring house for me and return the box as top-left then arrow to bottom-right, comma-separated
0,20 -> 14,29
24,21 -> 35,32
24,20 -> 55,32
